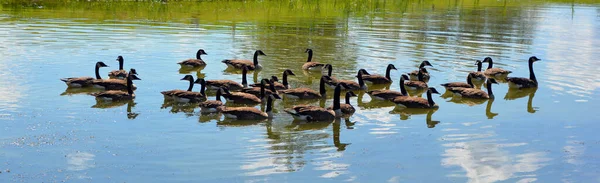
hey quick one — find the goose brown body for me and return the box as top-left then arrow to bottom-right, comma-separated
391,87 -> 440,109
482,57 -> 512,77
405,68 -> 428,90
221,50 -> 265,70
174,78 -> 207,103
302,49 -> 324,70
470,60 -> 486,82
61,61 -> 108,87
91,73 -> 140,101
506,56 -> 541,89
281,76 -> 328,99
361,64 -> 397,84
221,94 -> 280,120
108,56 -> 127,79
450,78 -> 498,99
441,73 -> 474,89
199,88 -> 225,113
161,75 -> 195,98
367,74 -> 409,100
408,60 -> 433,81
178,49 -> 207,67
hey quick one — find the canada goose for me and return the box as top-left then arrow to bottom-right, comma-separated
337,70 -> 367,91
220,94 -> 281,120
404,68 -> 428,90
205,66 -> 247,91
327,90 -> 357,116
199,88 -> 225,114
91,68 -> 138,91
108,56 -> 128,79
161,75 -> 195,99
221,87 -> 262,105
280,75 -> 328,99
506,56 -> 541,89
391,87 -> 440,109
408,60 -> 433,81
250,69 -> 295,90
367,74 -> 409,100
482,57 -> 512,77
302,49 -> 325,70
178,49 -> 207,68
470,60 -> 486,82
60,61 -> 109,87
440,73 -> 474,89
241,79 -> 277,99
173,78 -> 207,103
221,50 -> 266,70
90,73 -> 140,101
449,78 -> 498,99
322,64 -> 340,88
287,83 -> 347,120
361,64 -> 397,84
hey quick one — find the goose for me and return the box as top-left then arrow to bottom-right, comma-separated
90,73 -> 140,101
178,49 -> 207,68
404,68 -> 428,90
470,60 -> 486,82
408,60 -> 433,81
198,88 -> 225,114
220,87 -> 262,105
108,56 -> 128,79
161,75 -> 195,99
280,75 -> 328,99
250,69 -> 295,90
220,94 -> 281,120
391,87 -> 440,109
205,66 -> 247,91
173,78 -> 207,103
302,49 -> 325,70
221,50 -> 266,70
327,90 -> 357,116
367,74 -> 409,100
61,61 -> 109,87
287,83 -> 348,119
449,78 -> 498,99
241,79 -> 277,100
91,68 -> 138,90
361,64 -> 397,84
482,57 -> 512,77
506,56 -> 541,89
440,73 -> 474,89
322,64 -> 340,88
337,69 -> 367,91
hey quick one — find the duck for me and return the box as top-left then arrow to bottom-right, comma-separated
221,50 -> 266,70
90,72 -> 140,101
482,57 -> 512,78
198,88 -> 225,114
173,78 -> 207,103
205,66 -> 247,91
220,94 -> 281,120
361,64 -> 397,84
161,75 -> 196,99
108,56 -> 128,79
470,60 -> 486,83
60,61 -> 109,87
220,87 -> 262,105
178,49 -> 207,68
391,87 -> 441,109
404,68 -> 428,90
449,78 -> 498,99
91,68 -> 138,91
367,74 -> 409,100
241,79 -> 277,100
408,60 -> 433,81
280,75 -> 328,99
302,48 -> 325,70
250,69 -> 295,90
322,64 -> 340,88
506,56 -> 541,89
337,69 -> 367,91
440,73 -> 474,89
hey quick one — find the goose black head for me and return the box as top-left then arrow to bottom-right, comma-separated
284,69 -> 296,76
422,60 -> 433,67
482,57 -> 493,63
270,94 -> 282,100
487,78 -> 499,84
428,87 -> 440,94
346,91 -> 358,97
194,78 -> 206,85
305,48 -> 312,53
116,56 -> 124,62
419,67 -> 429,73
256,50 -> 266,56
180,75 -> 194,81
358,69 -> 370,75
198,49 -> 208,55
388,64 -> 397,70
529,56 -> 541,62
130,74 -> 141,80
129,68 -> 138,75
475,60 -> 482,65
222,87 -> 232,95
270,76 -> 279,82
97,61 -> 109,67
401,74 -> 409,80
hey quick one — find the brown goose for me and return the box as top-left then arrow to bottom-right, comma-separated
470,60 -> 486,82
241,79 -> 277,100
221,50 -> 266,70
391,87 -> 440,109
199,88 -> 225,114
92,68 -> 138,91
337,70 -> 367,91
302,49 -> 325,70
90,73 -> 140,101
161,75 -> 195,99
404,68 -> 428,90
327,90 -> 357,116
173,78 -> 207,103
449,78 -> 497,99
507,56 -> 541,89
482,57 -> 512,77
280,75 -> 328,99
108,56 -> 128,79
205,66 -> 247,91
220,94 -> 281,120
61,61 -> 109,87
367,74 -> 409,100
288,83 -> 346,120
221,87 -> 262,105
250,69 -> 295,90
362,64 -> 397,84
441,73 -> 474,89
408,60 -> 433,81
178,49 -> 207,68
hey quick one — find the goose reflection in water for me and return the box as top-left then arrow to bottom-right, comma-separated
389,108 -> 440,128
504,87 -> 538,113
61,87 -> 103,96
160,99 -> 196,116
91,100 -> 139,119
178,65 -> 205,75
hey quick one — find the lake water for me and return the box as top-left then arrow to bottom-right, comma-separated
1,1 -> 599,182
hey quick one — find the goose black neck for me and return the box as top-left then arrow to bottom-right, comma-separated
477,62 -> 482,72
417,71 -> 424,81
307,50 -> 313,62
260,80 -> 266,99
283,72 -> 289,87
126,76 -> 134,95
118,60 -> 124,70
196,51 -> 202,60
357,73 -> 365,87
266,96 -> 273,113
319,77 -> 326,96
419,62 -> 426,68
385,66 -> 392,80
268,82 -> 276,92
467,75 -> 474,88
216,89 -> 222,101
487,60 -> 493,69
327,65 -> 333,77
253,51 -> 259,66
95,64 -> 102,79
345,93 -> 351,104
199,82 -> 206,96
426,90 -> 435,107
486,81 -> 494,98
529,60 -> 537,83
186,78 -> 194,91
333,86 -> 341,110
400,77 -> 407,96
242,69 -> 248,86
